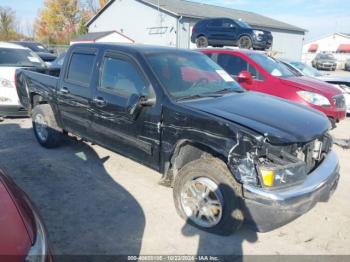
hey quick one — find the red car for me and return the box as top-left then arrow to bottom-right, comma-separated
0,169 -> 52,262
201,49 -> 347,126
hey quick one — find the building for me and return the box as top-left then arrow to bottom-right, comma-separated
86,0 -> 306,60
302,33 -> 350,68
70,30 -> 135,45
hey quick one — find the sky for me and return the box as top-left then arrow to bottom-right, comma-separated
0,0 -> 349,42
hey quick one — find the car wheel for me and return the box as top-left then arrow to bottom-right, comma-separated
238,36 -> 253,49
32,104 -> 63,148
173,155 -> 244,235
196,36 -> 209,48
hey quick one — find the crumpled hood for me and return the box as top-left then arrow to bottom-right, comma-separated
184,92 -> 330,144
281,76 -> 343,97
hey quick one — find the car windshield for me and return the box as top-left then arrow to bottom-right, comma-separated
248,53 -> 294,77
235,20 -> 252,29
20,42 -> 49,53
0,48 -> 46,67
290,61 -> 323,77
146,52 -> 245,100
319,54 -> 335,60
51,53 -> 66,67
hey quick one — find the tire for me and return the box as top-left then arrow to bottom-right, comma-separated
173,155 -> 244,235
238,36 -> 253,49
32,104 -> 63,148
196,36 -> 208,48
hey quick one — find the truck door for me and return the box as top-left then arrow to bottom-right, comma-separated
90,51 -> 161,170
57,48 -> 98,138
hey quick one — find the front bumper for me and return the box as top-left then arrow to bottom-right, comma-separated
317,63 -> 337,70
242,150 -> 340,232
0,105 -> 28,117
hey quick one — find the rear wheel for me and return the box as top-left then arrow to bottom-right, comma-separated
196,36 -> 209,48
32,104 -> 63,148
238,36 -> 253,49
173,155 -> 244,235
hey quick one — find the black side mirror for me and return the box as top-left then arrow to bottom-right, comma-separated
126,94 -> 155,119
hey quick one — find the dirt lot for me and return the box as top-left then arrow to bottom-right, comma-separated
0,116 -> 349,256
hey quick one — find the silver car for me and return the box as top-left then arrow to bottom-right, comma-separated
345,59 -> 350,71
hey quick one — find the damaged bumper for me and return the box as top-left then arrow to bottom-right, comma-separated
242,150 -> 340,232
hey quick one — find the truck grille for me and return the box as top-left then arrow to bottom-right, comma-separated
333,94 -> 346,109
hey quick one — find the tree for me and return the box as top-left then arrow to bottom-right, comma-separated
99,0 -> 109,8
0,6 -> 22,40
35,0 -> 80,44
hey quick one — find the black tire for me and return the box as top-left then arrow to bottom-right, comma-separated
173,155 -> 244,235
238,36 -> 253,49
196,36 -> 208,48
32,104 -> 63,148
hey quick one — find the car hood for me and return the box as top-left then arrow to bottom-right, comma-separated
184,92 -> 330,144
281,76 -> 343,97
317,59 -> 336,64
36,52 -> 57,61
0,171 -> 32,257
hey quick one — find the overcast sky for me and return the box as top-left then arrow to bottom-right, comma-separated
0,0 -> 349,42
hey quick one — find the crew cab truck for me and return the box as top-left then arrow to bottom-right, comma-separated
16,43 -> 340,235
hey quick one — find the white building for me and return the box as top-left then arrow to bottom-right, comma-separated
71,30 -> 135,45
86,0 -> 306,60
302,33 -> 350,68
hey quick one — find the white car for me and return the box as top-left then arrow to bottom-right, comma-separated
0,42 -> 46,118
281,60 -> 350,114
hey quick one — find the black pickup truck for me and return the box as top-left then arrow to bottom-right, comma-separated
15,43 -> 339,235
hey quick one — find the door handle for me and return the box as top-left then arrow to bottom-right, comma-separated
93,97 -> 107,107
60,87 -> 70,95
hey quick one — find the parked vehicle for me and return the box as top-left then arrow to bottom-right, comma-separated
311,53 -> 337,71
0,169 -> 52,261
345,59 -> 350,71
191,18 -> 273,50
46,52 -> 66,77
16,43 -> 339,235
201,49 -> 346,126
0,42 -> 47,118
11,41 -> 57,63
281,60 -> 350,114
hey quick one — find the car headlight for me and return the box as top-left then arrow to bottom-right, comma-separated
253,30 -> 264,41
0,78 -> 13,88
25,213 -> 48,262
257,161 -> 307,188
297,91 -> 331,107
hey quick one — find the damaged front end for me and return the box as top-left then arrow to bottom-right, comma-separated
228,132 -> 339,232
228,132 -> 333,190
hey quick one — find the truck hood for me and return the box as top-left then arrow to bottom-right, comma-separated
184,92 -> 330,144
281,76 -> 343,97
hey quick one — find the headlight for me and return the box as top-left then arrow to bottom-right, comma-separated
0,78 -> 13,88
25,213 -> 48,262
257,161 -> 307,188
253,30 -> 264,41
297,91 -> 331,107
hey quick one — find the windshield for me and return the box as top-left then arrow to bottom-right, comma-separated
319,54 -> 335,60
290,61 -> 323,77
0,48 -> 46,67
235,20 -> 252,29
19,42 -> 49,53
146,52 -> 245,100
248,53 -> 294,77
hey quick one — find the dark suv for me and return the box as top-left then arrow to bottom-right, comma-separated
191,18 -> 273,50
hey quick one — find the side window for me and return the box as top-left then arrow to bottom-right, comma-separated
100,56 -> 147,97
217,54 -> 263,80
67,52 -> 95,85
222,20 -> 235,28
217,54 -> 248,76
208,19 -> 223,28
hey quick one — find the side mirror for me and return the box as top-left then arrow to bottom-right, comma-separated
237,71 -> 253,85
126,94 -> 155,119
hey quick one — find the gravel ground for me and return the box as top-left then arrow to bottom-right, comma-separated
0,117 -> 349,257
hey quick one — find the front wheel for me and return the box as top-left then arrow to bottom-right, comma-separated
238,36 -> 253,49
173,156 -> 244,235
32,104 -> 63,148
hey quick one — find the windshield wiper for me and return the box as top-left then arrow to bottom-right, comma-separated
177,93 -> 222,101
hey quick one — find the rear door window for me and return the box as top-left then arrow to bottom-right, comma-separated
67,52 -> 96,85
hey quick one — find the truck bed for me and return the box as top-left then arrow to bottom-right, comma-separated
16,69 -> 59,111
